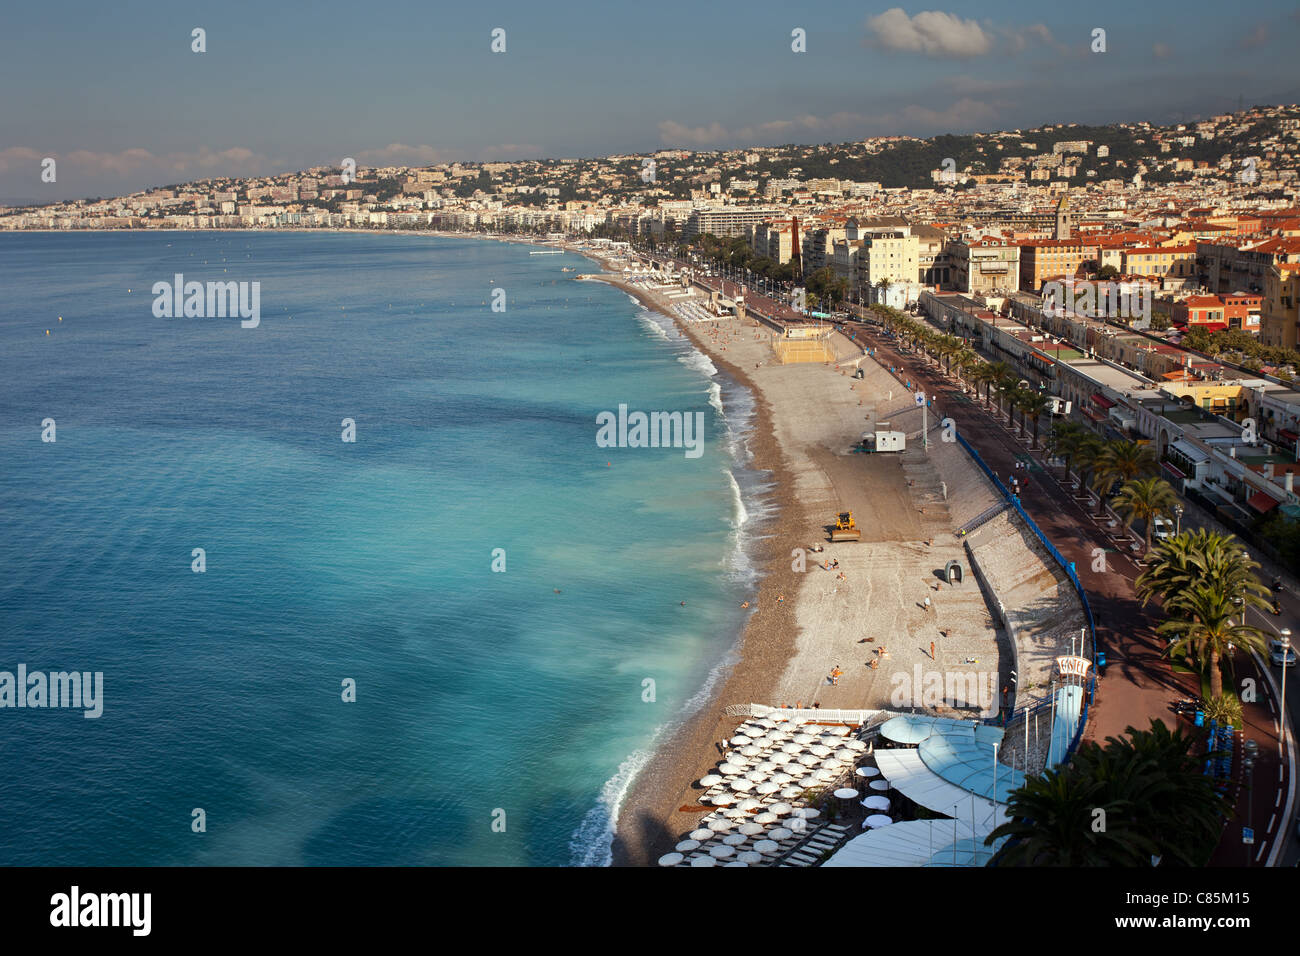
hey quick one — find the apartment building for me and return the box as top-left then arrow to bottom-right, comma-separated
1019,238 -> 1100,292
946,237 -> 1020,295
683,207 -> 782,238
1261,262 -> 1300,349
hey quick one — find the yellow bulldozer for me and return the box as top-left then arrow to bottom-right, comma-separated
830,511 -> 861,542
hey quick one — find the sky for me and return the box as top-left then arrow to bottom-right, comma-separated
2,0 -> 1299,202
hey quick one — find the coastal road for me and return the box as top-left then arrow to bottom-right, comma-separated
854,319 -> 1294,866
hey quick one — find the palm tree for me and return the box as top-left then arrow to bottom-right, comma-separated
1090,439 -> 1157,517
1137,529 -> 1270,609
1159,584 -> 1269,699
1112,476 -> 1180,553
969,363 -> 998,404
1046,421 -> 1086,480
1019,391 -> 1051,449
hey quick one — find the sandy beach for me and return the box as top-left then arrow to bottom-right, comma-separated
581,261 -> 1010,866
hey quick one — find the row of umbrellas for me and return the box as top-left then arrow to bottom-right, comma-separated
661,715 -> 888,867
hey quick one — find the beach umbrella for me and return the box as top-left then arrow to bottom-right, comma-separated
854,766 -> 880,779
798,776 -> 820,789
722,808 -> 748,820
737,850 -> 764,865
810,745 -> 833,758
769,827 -> 793,840
791,807 -> 821,820
771,772 -> 793,785
675,839 -> 700,852
780,786 -> 803,799
731,778 -> 755,792
708,817 -> 734,832
753,840 -> 780,854
690,828 -> 715,841
739,822 -> 764,836
794,733 -> 815,745
723,834 -> 746,846
711,793 -> 734,807
658,852 -> 684,867
718,763 -> 745,775
745,769 -> 768,782
690,856 -> 717,867
756,761 -> 779,773
835,749 -> 856,761
738,798 -> 762,811
741,746 -> 761,757
797,754 -> 820,767
756,782 -> 780,795
723,861 -> 748,867
730,735 -> 753,746
844,739 -> 867,751
814,769 -> 837,783
709,844 -> 736,859
755,719 -> 777,729
865,814 -> 893,829
781,743 -> 802,755
833,787 -> 860,800
870,780 -> 890,792
755,812 -> 778,824
699,775 -> 722,787
769,802 -> 793,815
862,796 -> 891,811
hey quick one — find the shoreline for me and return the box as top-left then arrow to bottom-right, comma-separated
581,267 -> 811,868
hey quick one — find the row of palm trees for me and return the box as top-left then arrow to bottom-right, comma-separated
870,305 -> 1053,448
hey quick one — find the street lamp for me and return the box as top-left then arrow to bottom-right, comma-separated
1174,503 -> 1184,536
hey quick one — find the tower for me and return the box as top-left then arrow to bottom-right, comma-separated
790,216 -> 802,278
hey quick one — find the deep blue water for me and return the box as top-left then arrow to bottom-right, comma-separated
0,231 -> 767,865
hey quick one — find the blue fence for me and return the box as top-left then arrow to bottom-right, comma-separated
956,433 -> 1098,760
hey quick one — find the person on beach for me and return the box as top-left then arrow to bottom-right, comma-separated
930,641 -> 936,660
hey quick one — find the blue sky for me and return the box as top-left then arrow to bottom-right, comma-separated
3,0 -> 1298,201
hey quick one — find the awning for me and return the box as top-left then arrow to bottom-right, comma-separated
1092,393 -> 1116,409
1082,407 -> 1106,422
1170,438 -> 1209,462
1248,491 -> 1281,514
1161,460 -> 1186,479
1280,429 -> 1299,444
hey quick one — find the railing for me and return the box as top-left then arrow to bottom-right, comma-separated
955,433 -> 1098,760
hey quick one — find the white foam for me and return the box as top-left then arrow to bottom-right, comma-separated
569,728 -> 664,867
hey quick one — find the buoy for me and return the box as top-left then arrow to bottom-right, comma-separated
58,316 -> 62,321
45,329 -> 50,335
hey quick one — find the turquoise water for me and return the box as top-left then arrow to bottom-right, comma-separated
0,232 -> 769,866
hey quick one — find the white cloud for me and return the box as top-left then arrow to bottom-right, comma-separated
867,8 -> 992,58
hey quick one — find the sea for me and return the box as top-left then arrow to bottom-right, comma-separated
0,231 -> 772,866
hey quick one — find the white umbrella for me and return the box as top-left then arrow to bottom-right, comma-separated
769,802 -> 793,815
756,761 -> 779,773
675,839 -> 700,852
854,766 -> 880,779
730,735 -> 753,746
870,779 -> 890,791
862,796 -> 891,810
781,743 -> 802,755
731,778 -> 755,792
718,763 -> 745,775
810,745 -> 833,758
741,746 -> 761,757
699,774 -> 722,787
755,812 -> 778,824
658,852 -> 684,866
746,770 -> 768,782
780,786 -> 803,798
815,769 -> 838,782
791,807 -> 821,820
722,808 -> 748,820
690,828 -> 714,841
799,776 -> 820,789
739,822 -> 764,836
738,798 -> 762,811
771,772 -> 793,784
865,814 -> 893,828
835,749 -> 856,761
756,782 -> 780,795
797,754 -> 820,767
708,817 -> 734,832
723,860 -> 748,867
844,739 -> 867,751
690,856 -> 717,867
769,827 -> 793,840
754,839 -> 780,854
794,733 -> 815,744
709,844 -> 736,859
711,793 -> 734,806
834,787 -> 860,800
723,834 -> 747,846
737,850 -> 764,864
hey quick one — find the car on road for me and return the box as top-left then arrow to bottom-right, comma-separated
1152,515 -> 1174,541
1269,638 -> 1296,667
